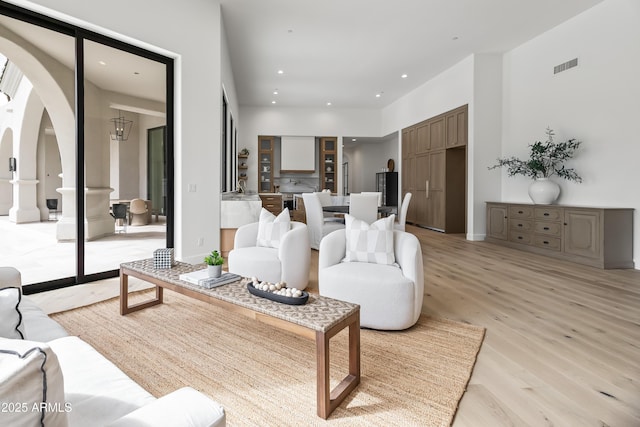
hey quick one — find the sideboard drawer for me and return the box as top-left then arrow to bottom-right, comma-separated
509,219 -> 533,232
509,206 -> 534,219
535,207 -> 561,221
534,221 -> 562,236
509,231 -> 533,245
533,235 -> 561,251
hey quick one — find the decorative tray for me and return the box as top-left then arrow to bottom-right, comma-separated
246,283 -> 309,305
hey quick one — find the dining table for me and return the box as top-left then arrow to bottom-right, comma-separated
322,205 -> 396,217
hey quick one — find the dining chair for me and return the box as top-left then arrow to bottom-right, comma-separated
302,193 -> 345,250
129,198 -> 149,226
46,198 -> 59,221
349,193 -> 379,224
314,191 -> 343,223
110,203 -> 128,233
362,191 -> 382,207
395,192 -> 412,231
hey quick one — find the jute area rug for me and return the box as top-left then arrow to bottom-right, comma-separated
52,290 -> 485,426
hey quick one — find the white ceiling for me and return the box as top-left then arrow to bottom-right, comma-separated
0,14 -> 166,103
1,1 -> 603,110
220,0 -> 603,109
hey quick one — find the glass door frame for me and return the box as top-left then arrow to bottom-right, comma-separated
0,3 -> 174,294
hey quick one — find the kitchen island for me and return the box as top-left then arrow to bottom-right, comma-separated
220,192 -> 262,257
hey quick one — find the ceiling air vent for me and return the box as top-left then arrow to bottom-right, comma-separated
554,58 -> 578,75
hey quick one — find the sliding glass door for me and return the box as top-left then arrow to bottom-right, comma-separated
83,39 -> 168,276
0,3 -> 173,292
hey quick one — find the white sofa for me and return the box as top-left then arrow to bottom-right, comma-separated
0,267 -> 226,427
318,229 -> 424,330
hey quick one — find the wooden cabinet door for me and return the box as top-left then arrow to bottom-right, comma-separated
402,128 -> 417,223
402,128 -> 416,156
402,156 -> 417,223
446,106 -> 467,148
486,204 -> 508,240
414,153 -> 429,225
258,136 -> 274,193
429,117 -> 445,150
564,209 -> 601,259
416,121 -> 430,153
426,151 -> 445,230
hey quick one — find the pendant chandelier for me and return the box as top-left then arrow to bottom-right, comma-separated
109,110 -> 133,142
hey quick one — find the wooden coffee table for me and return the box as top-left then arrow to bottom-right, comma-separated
120,259 -> 360,419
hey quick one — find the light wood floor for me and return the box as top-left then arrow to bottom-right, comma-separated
402,225 -> 640,427
30,224 -> 639,426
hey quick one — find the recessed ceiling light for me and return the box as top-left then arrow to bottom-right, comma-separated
352,138 -> 357,142
326,102 -> 332,106
277,70 -> 284,75
271,100 -> 277,104
98,61 -> 106,66
273,90 -> 278,95
375,93 -> 381,98
452,36 -> 459,41
401,74 -> 408,79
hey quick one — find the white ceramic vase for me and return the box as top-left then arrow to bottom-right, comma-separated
528,178 -> 560,205
207,265 -> 222,278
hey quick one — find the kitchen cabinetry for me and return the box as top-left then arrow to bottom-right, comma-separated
485,202 -> 634,269
402,105 -> 467,232
320,137 -> 337,193
258,136 -> 274,193
376,172 -> 398,207
259,194 -> 283,215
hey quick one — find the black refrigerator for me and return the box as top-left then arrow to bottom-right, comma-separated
376,172 -> 398,207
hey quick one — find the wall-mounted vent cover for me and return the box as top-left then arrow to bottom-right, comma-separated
554,58 -> 578,74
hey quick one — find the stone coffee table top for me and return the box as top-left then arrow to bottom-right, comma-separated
121,259 -> 359,333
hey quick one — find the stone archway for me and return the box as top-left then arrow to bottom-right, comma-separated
0,22 -> 115,240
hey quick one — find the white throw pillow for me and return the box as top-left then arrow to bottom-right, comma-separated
343,214 -> 396,265
0,287 -> 25,339
0,337 -> 69,427
256,208 -> 290,249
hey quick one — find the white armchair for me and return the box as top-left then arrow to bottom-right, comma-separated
318,229 -> 424,330
302,193 -> 344,250
228,221 -> 310,289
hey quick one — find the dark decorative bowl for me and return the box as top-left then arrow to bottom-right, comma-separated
246,282 -> 309,305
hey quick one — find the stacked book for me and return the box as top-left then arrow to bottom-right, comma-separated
179,269 -> 242,289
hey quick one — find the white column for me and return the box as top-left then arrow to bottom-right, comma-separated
8,178 -> 40,223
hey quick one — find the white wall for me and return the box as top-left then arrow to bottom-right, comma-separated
501,0 -> 640,267
470,54 -> 503,240
11,0 -> 225,263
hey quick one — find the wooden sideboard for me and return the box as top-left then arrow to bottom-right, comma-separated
486,202 -> 634,269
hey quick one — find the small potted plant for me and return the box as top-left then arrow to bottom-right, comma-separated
488,128 -> 582,204
204,250 -> 224,278
240,148 -> 250,156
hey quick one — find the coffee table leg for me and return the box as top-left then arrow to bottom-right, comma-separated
120,269 -> 164,315
316,311 -> 360,419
